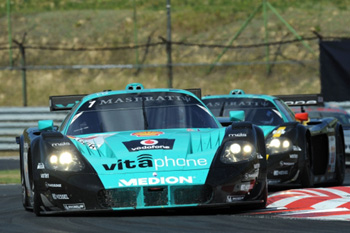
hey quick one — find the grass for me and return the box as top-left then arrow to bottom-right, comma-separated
0,1 -> 350,106
0,169 -> 20,184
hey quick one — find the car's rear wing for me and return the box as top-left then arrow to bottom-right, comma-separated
275,94 -> 324,107
185,88 -> 201,99
49,94 -> 86,111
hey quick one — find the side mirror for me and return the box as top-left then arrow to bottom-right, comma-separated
295,112 -> 309,122
38,120 -> 54,131
229,110 -> 245,122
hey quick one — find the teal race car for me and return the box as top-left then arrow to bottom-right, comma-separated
17,84 -> 267,216
202,91 -> 346,188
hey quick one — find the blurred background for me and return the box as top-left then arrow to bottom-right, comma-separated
1,0 -> 350,106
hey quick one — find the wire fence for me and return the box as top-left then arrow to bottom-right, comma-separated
1,1 -> 350,106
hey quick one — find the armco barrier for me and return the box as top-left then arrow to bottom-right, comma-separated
0,107 -> 67,151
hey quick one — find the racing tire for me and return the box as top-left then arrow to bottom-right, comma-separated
32,182 -> 42,216
334,131 -> 346,186
21,173 -> 31,211
19,141 -> 31,211
300,138 -> 314,188
256,181 -> 268,209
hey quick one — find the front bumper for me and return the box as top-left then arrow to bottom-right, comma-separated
267,150 -> 303,185
34,163 -> 266,214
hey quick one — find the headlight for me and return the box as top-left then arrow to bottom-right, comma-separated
266,137 -> 292,155
220,141 -> 256,164
46,151 -> 84,171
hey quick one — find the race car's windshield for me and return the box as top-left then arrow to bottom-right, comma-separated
203,97 -> 284,126
66,92 -> 218,135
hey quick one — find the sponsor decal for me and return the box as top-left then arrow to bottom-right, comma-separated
228,133 -> 247,137
273,170 -> 288,176
118,176 -> 194,187
268,180 -> 281,185
234,182 -> 254,192
226,195 -> 244,202
45,183 -> 62,188
51,142 -> 71,147
68,134 -> 116,150
273,127 -> 286,137
37,163 -> 45,169
63,203 -> 86,211
92,95 -> 193,107
40,173 -> 49,179
131,131 -> 164,137
244,170 -> 259,180
141,139 -> 158,146
52,193 -> 69,200
123,139 -> 175,152
206,100 -> 273,108
103,154 -> 207,171
70,136 -> 96,150
280,161 -> 295,166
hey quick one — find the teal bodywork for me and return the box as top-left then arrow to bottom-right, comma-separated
66,128 -> 225,209
22,84 -> 267,214
203,93 -> 292,137
57,87 -> 228,209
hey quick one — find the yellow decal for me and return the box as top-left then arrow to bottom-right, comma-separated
131,131 -> 164,137
272,127 -> 286,137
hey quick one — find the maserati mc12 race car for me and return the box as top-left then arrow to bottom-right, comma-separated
17,83 -> 267,216
202,91 -> 346,188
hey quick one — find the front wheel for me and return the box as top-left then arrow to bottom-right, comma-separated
32,183 -> 42,216
334,132 -> 345,186
21,174 -> 31,211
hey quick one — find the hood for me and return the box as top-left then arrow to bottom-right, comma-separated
68,128 -> 225,175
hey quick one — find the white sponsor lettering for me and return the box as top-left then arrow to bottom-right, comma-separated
52,193 -> 69,200
118,176 -> 194,187
40,173 -> 49,179
63,203 -> 86,210
131,145 -> 170,151
229,133 -> 247,137
37,163 -> 45,169
153,156 -> 207,171
226,195 -> 244,203
45,183 -> 62,188
273,170 -> 288,176
51,142 -> 71,147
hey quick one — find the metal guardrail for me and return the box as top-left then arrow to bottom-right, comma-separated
0,107 -> 67,151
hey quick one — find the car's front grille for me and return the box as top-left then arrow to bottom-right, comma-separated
98,188 -> 139,208
97,185 -> 213,209
172,185 -> 212,205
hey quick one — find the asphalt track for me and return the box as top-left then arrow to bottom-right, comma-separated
1,157 -> 350,233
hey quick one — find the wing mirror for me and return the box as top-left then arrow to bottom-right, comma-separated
229,110 -> 245,122
295,112 -> 309,122
38,120 -> 54,131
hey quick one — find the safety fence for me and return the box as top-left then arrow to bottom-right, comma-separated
0,107 -> 66,151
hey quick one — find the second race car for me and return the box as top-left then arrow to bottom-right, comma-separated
202,91 -> 346,188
